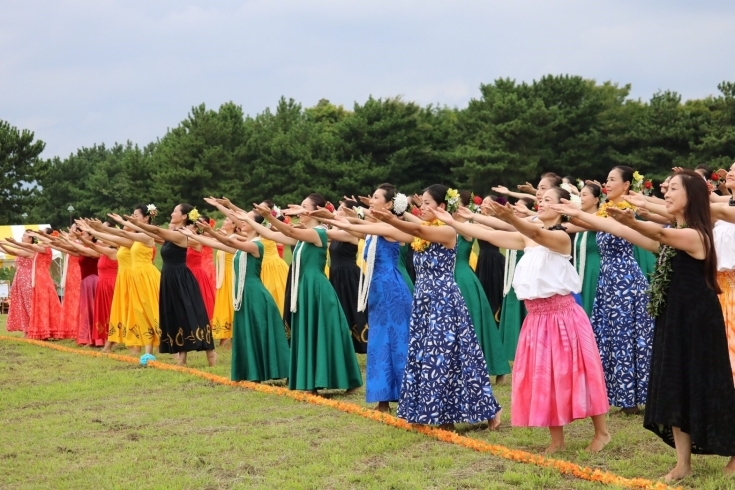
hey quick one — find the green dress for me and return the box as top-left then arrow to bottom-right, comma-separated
289,228 -> 363,391
573,231 -> 602,317
231,242 -> 290,382
455,236 -> 511,376
633,245 -> 655,282
398,243 -> 415,294
498,249 -> 526,362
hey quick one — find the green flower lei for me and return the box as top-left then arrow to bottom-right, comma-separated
646,223 -> 687,318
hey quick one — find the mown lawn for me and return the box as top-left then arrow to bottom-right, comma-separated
2,317 -> 735,489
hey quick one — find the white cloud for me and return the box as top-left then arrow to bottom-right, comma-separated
1,0 -> 734,157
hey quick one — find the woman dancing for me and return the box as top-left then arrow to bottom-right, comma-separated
372,184 -> 501,430
438,187 -> 609,452
126,204 -> 215,367
1,232 -> 35,334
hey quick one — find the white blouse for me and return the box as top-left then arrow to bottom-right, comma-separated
714,220 -> 735,271
512,246 -> 582,300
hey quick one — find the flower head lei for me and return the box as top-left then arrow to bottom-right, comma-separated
271,205 -> 283,219
411,219 -> 445,253
631,171 -> 653,196
392,193 -> 409,215
146,204 -> 158,217
467,193 -> 483,213
445,188 -> 460,214
560,183 -> 583,210
187,207 -> 200,222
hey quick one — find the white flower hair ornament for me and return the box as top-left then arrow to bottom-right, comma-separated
392,193 -> 409,215
569,193 -> 583,209
146,204 -> 158,217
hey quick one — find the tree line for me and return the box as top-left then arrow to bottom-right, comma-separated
2,74 -> 734,228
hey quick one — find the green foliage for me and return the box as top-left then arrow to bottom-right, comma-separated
0,121 -> 46,224
5,74 -> 735,227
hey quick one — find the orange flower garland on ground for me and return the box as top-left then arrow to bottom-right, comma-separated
0,335 -> 680,490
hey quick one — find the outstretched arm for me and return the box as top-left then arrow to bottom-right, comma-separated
434,208 -> 525,250
371,209 -> 456,248
124,216 -> 187,247
323,216 -> 414,243
0,242 -> 34,258
607,208 -> 704,259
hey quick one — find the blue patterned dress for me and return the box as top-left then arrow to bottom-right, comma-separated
397,241 -> 501,425
364,236 -> 411,403
591,232 -> 654,408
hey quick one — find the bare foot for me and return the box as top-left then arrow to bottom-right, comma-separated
495,375 -> 507,385
488,408 -> 503,431
663,465 -> 692,482
723,457 -> 735,476
586,432 -> 611,452
621,406 -> 642,415
544,442 -> 566,454
206,351 -> 217,367
375,403 -> 390,413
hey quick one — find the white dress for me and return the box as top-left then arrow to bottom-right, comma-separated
512,246 -> 581,300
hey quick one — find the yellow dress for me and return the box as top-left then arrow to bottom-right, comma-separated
356,239 -> 366,272
259,238 -> 288,317
470,250 -> 478,271
108,246 -> 133,343
211,248 -> 234,340
125,242 -> 161,347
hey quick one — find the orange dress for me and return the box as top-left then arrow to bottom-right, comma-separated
59,254 -> 81,339
187,246 -> 215,319
28,249 -> 62,340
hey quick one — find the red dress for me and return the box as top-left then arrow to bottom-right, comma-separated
28,249 -> 62,340
6,256 -> 33,333
76,255 -> 99,345
58,255 -> 81,339
201,246 -> 216,296
187,247 -> 215,319
93,255 -> 118,345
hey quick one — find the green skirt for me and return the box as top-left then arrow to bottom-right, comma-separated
498,287 -> 526,362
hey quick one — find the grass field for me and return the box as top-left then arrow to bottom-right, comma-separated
2,316 -> 735,489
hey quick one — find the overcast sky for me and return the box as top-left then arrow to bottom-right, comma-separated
3,0 -> 734,159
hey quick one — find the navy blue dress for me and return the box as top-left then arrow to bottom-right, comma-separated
364,236 -> 411,403
591,232 -> 654,408
397,240 -> 500,425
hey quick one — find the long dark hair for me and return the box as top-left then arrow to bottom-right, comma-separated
676,170 -> 720,293
178,203 -> 196,226
306,193 -> 327,209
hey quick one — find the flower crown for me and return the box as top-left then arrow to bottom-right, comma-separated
445,188 -> 460,214
146,204 -> 158,217
631,171 -> 653,196
467,193 -> 483,213
187,208 -> 200,222
392,193 -> 409,215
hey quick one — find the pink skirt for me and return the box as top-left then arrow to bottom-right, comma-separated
511,294 -> 609,427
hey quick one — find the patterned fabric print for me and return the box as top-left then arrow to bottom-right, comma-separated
397,241 -> 500,425
365,236 -> 411,403
591,232 -> 654,408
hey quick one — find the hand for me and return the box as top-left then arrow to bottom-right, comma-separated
433,207 -> 454,224
491,185 -> 510,195
282,204 -> 306,216
341,206 -> 357,219
623,191 -> 647,208
635,207 -> 653,221
412,194 -> 422,207
513,203 -> 536,216
672,166 -> 684,174
517,183 -> 536,194
549,200 -> 581,218
204,197 -> 221,207
178,228 -> 195,237
456,206 -> 474,220
607,207 -> 638,226
305,207 -> 334,220
216,196 -> 233,208
123,215 -> 141,224
252,203 -> 273,218
371,209 -> 396,223
322,216 -> 352,229
87,219 -> 104,230
484,200 -> 515,222
195,220 -> 214,234
585,179 -> 603,189
107,213 -> 125,224
358,195 -> 371,206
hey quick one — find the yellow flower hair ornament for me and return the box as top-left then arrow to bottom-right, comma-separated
188,208 -> 200,222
